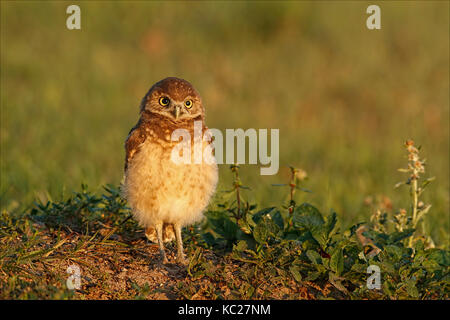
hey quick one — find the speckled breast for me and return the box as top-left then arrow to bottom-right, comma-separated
124,139 -> 218,228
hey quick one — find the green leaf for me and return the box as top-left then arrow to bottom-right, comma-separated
272,210 -> 284,230
251,207 -> 276,225
310,211 -> 338,248
201,232 -> 216,246
384,245 -> 404,260
329,272 -> 348,293
422,259 -> 440,271
233,240 -> 248,252
293,203 -> 328,247
351,263 -> 368,273
310,227 -> 328,248
388,228 -> 415,243
362,230 -> 389,247
383,279 -> 395,297
246,211 -> 257,228
289,266 -> 303,282
421,177 -> 435,189
330,247 -> 344,275
253,222 -> 267,244
209,212 -> 239,242
405,279 -> 419,298
414,239 -> 425,252
305,271 -> 321,281
380,261 -> 395,275
325,211 -> 337,237
427,249 -> 450,266
293,203 -> 325,230
306,250 -> 322,265
253,217 -> 279,244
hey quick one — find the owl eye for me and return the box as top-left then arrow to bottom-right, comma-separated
184,100 -> 193,109
159,97 -> 170,106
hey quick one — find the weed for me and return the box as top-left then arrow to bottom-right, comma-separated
395,140 -> 435,248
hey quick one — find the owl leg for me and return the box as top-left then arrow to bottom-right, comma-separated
174,223 -> 187,265
155,222 -> 169,264
145,226 -> 157,243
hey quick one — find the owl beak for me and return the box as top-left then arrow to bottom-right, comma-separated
174,105 -> 181,119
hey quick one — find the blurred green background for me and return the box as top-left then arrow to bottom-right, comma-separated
1,1 -> 448,242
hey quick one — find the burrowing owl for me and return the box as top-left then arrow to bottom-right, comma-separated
123,77 -> 218,264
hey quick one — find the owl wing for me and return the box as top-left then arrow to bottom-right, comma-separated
124,120 -> 147,172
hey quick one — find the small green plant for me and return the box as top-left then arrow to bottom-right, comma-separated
228,164 -> 252,223
395,140 -> 435,248
272,166 -> 310,225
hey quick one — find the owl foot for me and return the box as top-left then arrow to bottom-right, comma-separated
173,223 -> 188,265
154,223 -> 170,265
158,250 -> 169,265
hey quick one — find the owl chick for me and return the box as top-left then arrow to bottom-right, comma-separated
123,77 -> 218,265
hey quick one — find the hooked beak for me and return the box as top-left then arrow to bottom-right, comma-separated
174,105 -> 181,119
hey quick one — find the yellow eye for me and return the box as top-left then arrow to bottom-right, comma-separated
159,97 -> 170,106
184,100 -> 193,109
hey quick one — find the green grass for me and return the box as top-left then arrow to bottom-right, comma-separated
1,2 -> 449,244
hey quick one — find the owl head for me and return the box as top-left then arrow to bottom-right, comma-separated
140,77 -> 204,121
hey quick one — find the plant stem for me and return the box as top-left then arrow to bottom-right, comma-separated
412,179 -> 418,226
289,167 -> 297,214
231,164 -> 241,221
408,178 -> 418,248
